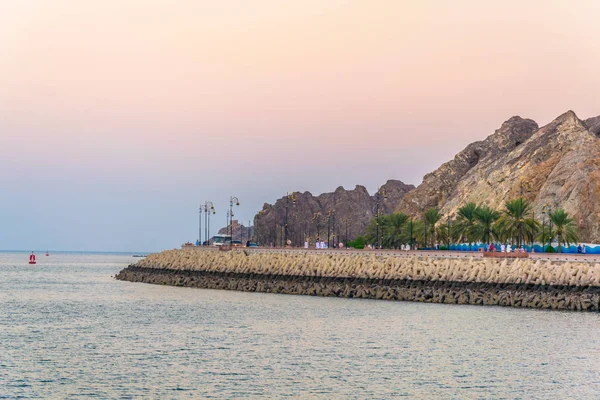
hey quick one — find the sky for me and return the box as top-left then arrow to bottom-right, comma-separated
1,0 -> 599,252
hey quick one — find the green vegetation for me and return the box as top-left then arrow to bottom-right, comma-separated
452,202 -> 479,250
348,236 -> 366,249
495,198 -> 540,246
359,198 -> 579,251
424,208 -> 442,248
549,209 -> 579,253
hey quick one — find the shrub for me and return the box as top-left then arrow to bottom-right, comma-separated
545,245 -> 556,253
349,236 -> 367,249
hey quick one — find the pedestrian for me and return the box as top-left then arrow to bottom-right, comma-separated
583,244 -> 587,254
577,244 -> 582,253
500,243 -> 506,252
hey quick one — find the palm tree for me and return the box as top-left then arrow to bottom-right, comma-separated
549,209 -> 579,253
381,213 -> 410,249
410,219 -> 425,249
452,202 -> 479,250
472,206 -> 500,244
436,224 -> 450,248
424,208 -> 442,248
496,197 -> 538,246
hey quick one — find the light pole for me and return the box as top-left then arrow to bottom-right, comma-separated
542,203 -> 552,251
519,180 -> 532,247
327,209 -> 335,249
447,215 -> 452,250
312,212 -> 322,243
284,192 -> 296,247
198,204 -> 202,246
332,211 -> 337,248
376,209 -> 384,249
203,201 -> 215,245
229,196 -> 240,239
226,210 -> 230,236
255,210 -> 265,245
344,218 -> 351,248
375,187 -> 387,249
409,216 -> 413,250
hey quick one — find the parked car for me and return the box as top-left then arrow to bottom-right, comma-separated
231,240 -> 243,247
246,242 -> 258,247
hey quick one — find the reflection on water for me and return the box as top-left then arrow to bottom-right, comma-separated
1,252 -> 599,398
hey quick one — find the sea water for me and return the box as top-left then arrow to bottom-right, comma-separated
1,252 -> 599,398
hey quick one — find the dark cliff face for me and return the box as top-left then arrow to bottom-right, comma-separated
254,180 -> 414,245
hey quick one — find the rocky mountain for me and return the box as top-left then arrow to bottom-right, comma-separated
397,110 -> 600,242
584,116 -> 600,137
217,220 -> 254,243
254,180 -> 414,246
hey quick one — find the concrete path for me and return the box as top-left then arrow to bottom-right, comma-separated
184,245 -> 600,263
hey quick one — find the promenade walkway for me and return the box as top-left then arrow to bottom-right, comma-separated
184,246 -> 600,263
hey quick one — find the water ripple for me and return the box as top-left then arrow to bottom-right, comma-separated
1,252 -> 600,398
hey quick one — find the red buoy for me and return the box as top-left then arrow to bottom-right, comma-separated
46,250 -> 49,256
29,252 -> 36,265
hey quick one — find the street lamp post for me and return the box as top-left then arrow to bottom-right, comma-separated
284,192 -> 296,247
345,218 -> 351,248
409,216 -> 413,250
312,212 -> 321,244
519,180 -> 532,247
375,187 -> 387,249
447,215 -> 452,250
203,201 -> 215,245
229,196 -> 240,239
332,211 -> 337,248
226,210 -> 230,236
198,204 -> 202,246
327,209 -> 335,249
542,204 -> 552,251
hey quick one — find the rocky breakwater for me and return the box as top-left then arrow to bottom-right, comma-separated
116,249 -> 600,311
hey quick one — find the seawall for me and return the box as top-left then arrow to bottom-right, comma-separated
115,249 -> 600,311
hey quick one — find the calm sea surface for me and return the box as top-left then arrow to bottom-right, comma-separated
1,251 -> 599,399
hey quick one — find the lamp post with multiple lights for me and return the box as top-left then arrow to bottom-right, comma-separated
229,196 -> 240,239
203,201 -> 215,245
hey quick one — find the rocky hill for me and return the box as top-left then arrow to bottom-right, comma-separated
217,220 -> 254,243
254,180 -> 414,246
397,110 -> 600,242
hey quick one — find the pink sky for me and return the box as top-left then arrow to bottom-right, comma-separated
1,0 -> 599,250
